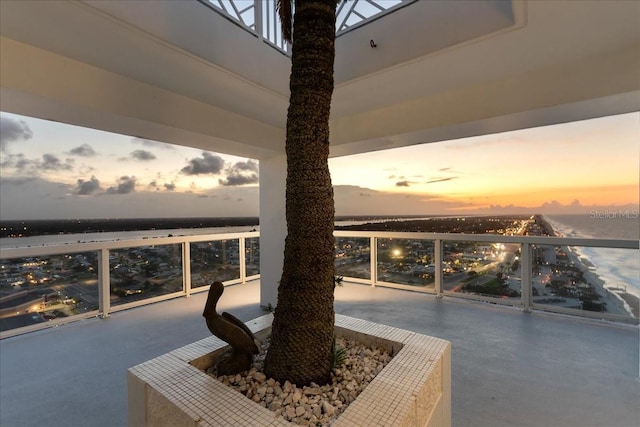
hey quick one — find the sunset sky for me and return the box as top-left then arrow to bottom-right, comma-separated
0,111 -> 638,220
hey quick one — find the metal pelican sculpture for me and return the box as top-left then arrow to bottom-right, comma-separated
203,281 -> 260,375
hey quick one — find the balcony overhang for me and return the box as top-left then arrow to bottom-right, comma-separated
1,0 -> 639,159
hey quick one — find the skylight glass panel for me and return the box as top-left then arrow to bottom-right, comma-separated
199,0 -> 417,53
336,0 -> 409,35
204,0 -> 256,30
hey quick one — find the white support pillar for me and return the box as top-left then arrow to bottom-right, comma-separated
259,155 -> 287,309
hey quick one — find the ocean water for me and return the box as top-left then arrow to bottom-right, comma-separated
545,214 -> 640,299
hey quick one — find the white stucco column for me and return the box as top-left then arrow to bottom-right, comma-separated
258,155 -> 287,308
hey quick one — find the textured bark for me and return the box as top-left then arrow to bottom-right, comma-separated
264,0 -> 337,386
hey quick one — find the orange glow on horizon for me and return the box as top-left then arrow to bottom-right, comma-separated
442,183 -> 639,209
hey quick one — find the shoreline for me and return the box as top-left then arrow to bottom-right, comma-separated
541,215 -> 638,319
616,292 -> 640,318
563,246 -> 637,318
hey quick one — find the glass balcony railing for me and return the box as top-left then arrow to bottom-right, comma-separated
441,239 -> 522,306
190,239 -> 241,288
0,231 -> 259,338
335,236 -> 371,282
332,230 -> 639,324
375,237 -> 435,290
110,244 -> 184,307
528,244 -> 639,319
1,230 -> 637,337
0,251 -> 100,329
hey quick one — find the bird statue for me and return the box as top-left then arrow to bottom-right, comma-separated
203,281 -> 260,375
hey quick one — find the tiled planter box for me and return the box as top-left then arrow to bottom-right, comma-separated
128,314 -> 451,427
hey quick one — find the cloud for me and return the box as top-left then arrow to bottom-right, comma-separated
425,177 -> 457,184
131,150 -> 156,161
219,159 -> 259,186
0,153 -> 28,169
230,159 -> 258,172
78,164 -> 96,175
3,153 -> 75,174
1,176 -> 37,186
105,176 -> 137,194
336,184 -> 634,217
74,176 -> 102,195
467,199 -> 640,216
540,200 -> 564,208
41,154 -> 74,171
219,174 -> 259,186
391,169 -> 457,188
14,156 -> 31,170
148,180 -> 174,191
0,115 -> 33,152
1,176 -> 260,219
69,144 -> 97,157
181,152 -> 225,175
132,137 -> 175,150
0,177 -> 72,219
333,185 -> 473,216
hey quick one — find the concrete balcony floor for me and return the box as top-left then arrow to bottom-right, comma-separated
1,281 -> 638,427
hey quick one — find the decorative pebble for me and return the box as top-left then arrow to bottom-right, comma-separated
209,337 -> 392,426
295,405 -> 306,417
321,400 -> 335,416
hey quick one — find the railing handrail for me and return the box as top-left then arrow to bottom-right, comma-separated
334,230 -> 639,249
0,230 -> 260,259
2,230 -> 636,259
3,230 -> 636,260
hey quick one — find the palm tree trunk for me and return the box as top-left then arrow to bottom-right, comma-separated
264,0 -> 337,386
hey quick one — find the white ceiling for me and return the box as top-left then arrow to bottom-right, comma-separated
1,0 -> 639,159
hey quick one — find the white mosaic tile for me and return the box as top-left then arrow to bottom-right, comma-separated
129,314 -> 451,427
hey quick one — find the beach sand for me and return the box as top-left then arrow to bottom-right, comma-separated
563,246 -> 636,318
616,291 -> 640,318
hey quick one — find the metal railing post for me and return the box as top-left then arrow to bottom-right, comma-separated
435,239 -> 443,298
370,236 -> 377,286
98,248 -> 110,318
520,242 -> 532,312
239,237 -> 247,284
183,242 -> 192,297
254,0 -> 263,42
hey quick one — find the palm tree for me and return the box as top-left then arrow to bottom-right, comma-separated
263,0 -> 338,386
